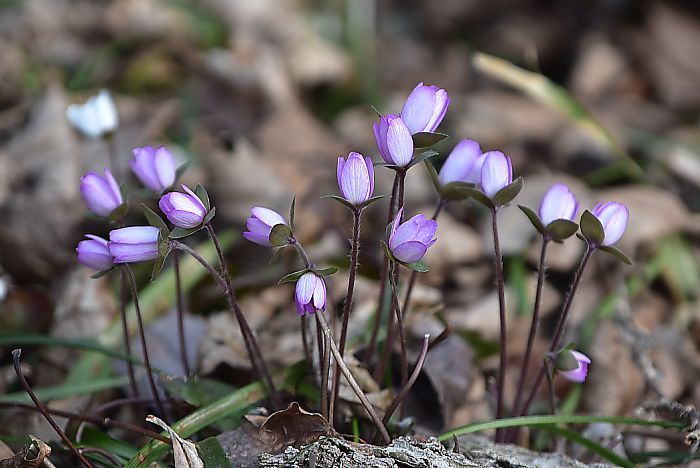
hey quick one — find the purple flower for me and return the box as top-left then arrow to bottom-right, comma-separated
243,207 -> 287,246
388,208 -> 438,263
591,202 -> 629,246
159,185 -> 208,229
130,146 -> 176,192
559,350 -> 591,383
80,169 -> 123,217
480,151 -> 513,199
539,183 -> 579,226
76,235 -> 114,271
337,152 -> 375,205
295,272 -> 327,316
66,89 -> 118,139
108,226 -> 160,264
373,114 -> 414,167
400,82 -> 450,134
438,139 -> 484,186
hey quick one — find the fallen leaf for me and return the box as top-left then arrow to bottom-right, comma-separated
147,415 -> 204,468
244,402 -> 333,452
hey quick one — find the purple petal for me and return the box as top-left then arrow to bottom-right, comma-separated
386,117 -> 414,167
312,276 -> 327,311
480,151 -> 511,198
166,210 -> 205,229
539,183 -> 579,225
373,121 -> 391,164
388,207 -> 404,248
250,207 -> 286,228
339,152 -> 372,205
364,156 -> 375,198
392,241 -> 428,263
246,217 -> 274,236
154,147 -> 176,189
243,231 -> 272,247
400,82 -> 434,134
182,185 -> 208,214
439,139 -> 482,186
110,242 -> 159,263
424,88 -> 449,133
594,202 -> 629,246
109,226 -> 160,244
295,272 -> 317,306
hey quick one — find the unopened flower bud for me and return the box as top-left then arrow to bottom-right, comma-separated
243,207 -> 288,247
80,169 -> 123,217
373,114 -> 414,167
400,82 -> 450,134
539,183 -> 579,226
295,272 -> 327,316
438,139 -> 484,186
388,208 -> 438,263
108,226 -> 160,264
337,152 -> 375,206
556,350 -> 591,383
591,202 -> 629,246
159,185 -> 208,229
76,235 -> 113,271
480,151 -> 513,199
130,146 -> 176,192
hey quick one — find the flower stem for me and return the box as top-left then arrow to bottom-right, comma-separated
517,246 -> 594,419
122,265 -> 167,419
301,315 -> 312,369
366,174 -> 399,364
402,198 -> 445,316
316,312 -> 391,444
291,238 -> 313,269
491,207 -> 508,442
12,349 -> 95,468
329,207 -> 362,423
316,313 -> 331,420
204,223 -> 277,399
389,267 -> 408,416
173,250 -> 191,376
511,239 -> 549,421
119,270 -> 139,398
373,170 -> 406,384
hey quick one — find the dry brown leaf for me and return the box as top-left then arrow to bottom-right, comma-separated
147,415 -> 204,468
245,402 -> 333,452
0,436 -> 51,468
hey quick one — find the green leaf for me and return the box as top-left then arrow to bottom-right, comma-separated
441,182 -> 475,201
459,186 -> 494,209
108,203 -> 129,222
91,267 -> 115,279
539,426 -> 635,468
360,195 -> 385,210
518,205 -> 545,234
405,150 -> 439,170
545,219 -> 579,241
203,207 -> 217,225
424,160 -> 441,194
289,196 -> 296,232
312,267 -> 337,277
412,132 -> 448,148
278,268 -> 309,284
554,349 -> 579,371
162,376 -> 237,407
142,204 -> 170,236
493,177 -> 523,206
405,259 -> 429,273
170,226 -> 203,239
195,184 -> 211,211
174,161 -> 192,185
197,437 -> 233,468
598,245 -> 632,265
322,194 -> 356,211
79,426 -> 138,462
0,376 -> 130,404
437,414 -> 685,441
150,248 -> 171,282
269,245 -> 286,264
269,223 -> 293,247
381,240 -> 396,263
580,210 -> 604,246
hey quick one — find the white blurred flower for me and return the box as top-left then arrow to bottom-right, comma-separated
66,89 -> 119,139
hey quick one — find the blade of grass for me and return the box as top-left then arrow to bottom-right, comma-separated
539,425 -> 634,468
438,414 -> 685,441
0,376 -> 129,404
472,52 -> 643,184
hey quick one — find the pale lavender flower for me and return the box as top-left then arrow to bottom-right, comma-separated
337,152 -> 374,205
388,208 -> 438,263
480,151 -> 513,199
108,226 -> 160,263
76,235 -> 113,271
80,169 -> 123,217
438,139 -> 484,186
400,82 -> 450,134
243,207 -> 287,247
559,350 -> 591,383
373,114 -> 414,167
295,272 -> 327,316
539,183 -> 579,226
130,146 -> 176,192
591,202 -> 629,246
159,185 -> 208,229
66,89 -> 118,139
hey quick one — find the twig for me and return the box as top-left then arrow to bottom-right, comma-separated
316,312 -> 391,444
11,349 -> 95,468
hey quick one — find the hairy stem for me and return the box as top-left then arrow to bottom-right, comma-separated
123,265 -> 167,419
173,251 -> 190,376
511,239 -> 549,419
329,207 -> 362,422
316,312 -> 390,444
518,246 -> 594,419
390,268 -> 408,416
119,270 -> 139,398
491,207 -> 508,442
205,223 -> 277,399
366,174 -> 399,364
316,313 -> 331,420
301,316 -> 312,369
12,350 -> 95,468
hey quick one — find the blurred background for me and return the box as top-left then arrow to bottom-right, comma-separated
2,0 -> 700,456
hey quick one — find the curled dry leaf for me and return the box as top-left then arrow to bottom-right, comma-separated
244,402 -> 334,452
0,436 -> 51,468
147,415 -> 204,468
